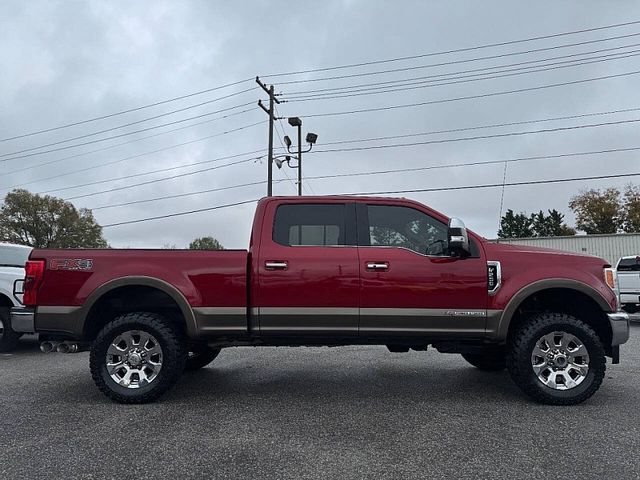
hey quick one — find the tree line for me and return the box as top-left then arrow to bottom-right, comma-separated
0,189 -> 224,249
2,185 -> 638,247
499,184 -> 640,238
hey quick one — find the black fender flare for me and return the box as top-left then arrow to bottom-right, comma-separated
82,276 -> 198,337
495,278 -> 612,341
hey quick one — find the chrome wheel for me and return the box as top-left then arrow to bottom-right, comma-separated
105,330 -> 163,389
531,331 -> 590,390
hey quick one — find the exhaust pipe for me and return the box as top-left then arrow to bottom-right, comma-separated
41,341 -> 87,354
40,341 -> 58,353
56,342 -> 82,354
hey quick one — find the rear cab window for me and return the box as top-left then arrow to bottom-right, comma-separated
272,203 -> 355,246
617,257 -> 640,272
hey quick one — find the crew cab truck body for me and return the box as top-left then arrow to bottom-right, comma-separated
11,196 -> 630,404
0,243 -> 31,351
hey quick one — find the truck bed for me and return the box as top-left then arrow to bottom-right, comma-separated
29,249 -> 249,337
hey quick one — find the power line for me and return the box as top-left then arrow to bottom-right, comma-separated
64,156 -> 260,201
0,77 -> 253,143
3,89 -> 255,158
57,115 -> 640,202
316,107 -> 640,147
88,145 -> 640,210
271,32 -> 640,86
342,171 -> 640,197
101,198 -> 261,228
6,20 -> 640,146
282,41 -> 640,96
99,170 -> 640,228
283,47 -> 640,100
16,103 -> 629,194
91,180 -> 275,210
296,70 -> 640,117
305,146 -> 640,182
21,113 -> 639,199
263,20 -> 640,78
310,118 -> 640,154
0,102 -> 255,162
38,135 -> 266,195
3,149 -> 263,195
285,57 -> 640,103
3,117 -> 266,178
1,122 -> 266,193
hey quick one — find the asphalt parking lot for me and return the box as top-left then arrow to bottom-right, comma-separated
1,325 -> 639,479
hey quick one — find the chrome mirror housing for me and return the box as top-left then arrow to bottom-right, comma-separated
448,217 -> 470,257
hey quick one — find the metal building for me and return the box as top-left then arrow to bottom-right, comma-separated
494,234 -> 640,265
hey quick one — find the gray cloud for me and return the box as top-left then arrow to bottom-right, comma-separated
2,1 -> 639,248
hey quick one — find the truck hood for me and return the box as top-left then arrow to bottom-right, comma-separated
483,241 -> 609,267
481,240 -> 616,312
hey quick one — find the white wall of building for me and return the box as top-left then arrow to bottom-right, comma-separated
495,234 -> 640,266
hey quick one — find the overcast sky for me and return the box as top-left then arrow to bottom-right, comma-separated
2,1 -> 639,248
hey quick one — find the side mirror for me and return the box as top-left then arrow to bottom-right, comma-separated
448,217 -> 470,257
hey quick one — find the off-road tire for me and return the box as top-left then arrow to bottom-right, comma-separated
185,346 -> 221,371
0,307 -> 20,353
507,312 -> 606,405
90,312 -> 187,404
462,350 -> 506,371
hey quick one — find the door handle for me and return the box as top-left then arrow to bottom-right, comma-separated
366,262 -> 389,271
265,261 -> 288,270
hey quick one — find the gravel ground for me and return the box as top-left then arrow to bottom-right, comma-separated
1,325 -> 639,479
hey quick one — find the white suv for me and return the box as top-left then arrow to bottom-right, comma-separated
617,255 -> 640,315
0,243 -> 32,351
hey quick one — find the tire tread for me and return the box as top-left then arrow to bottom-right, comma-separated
507,312 -> 606,405
89,312 -> 186,404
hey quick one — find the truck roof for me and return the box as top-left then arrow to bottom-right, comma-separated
258,195 -> 411,202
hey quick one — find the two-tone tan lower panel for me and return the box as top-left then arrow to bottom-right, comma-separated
360,308 -> 501,337
193,307 -> 248,334
35,306 -> 84,337
253,307 -> 502,337
256,307 -> 359,334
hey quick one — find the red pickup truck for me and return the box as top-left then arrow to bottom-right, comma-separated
10,196 -> 630,405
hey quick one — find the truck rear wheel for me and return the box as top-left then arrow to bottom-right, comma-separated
461,350 -> 506,371
0,307 -> 20,353
89,312 -> 187,404
186,346 -> 221,371
507,313 -> 605,405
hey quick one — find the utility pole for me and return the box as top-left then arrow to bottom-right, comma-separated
296,121 -> 302,196
256,77 -> 280,196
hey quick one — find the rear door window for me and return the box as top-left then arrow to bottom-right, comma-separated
273,204 -> 354,246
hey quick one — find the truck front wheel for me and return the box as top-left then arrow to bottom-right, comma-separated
507,313 -> 606,405
90,312 -> 187,404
